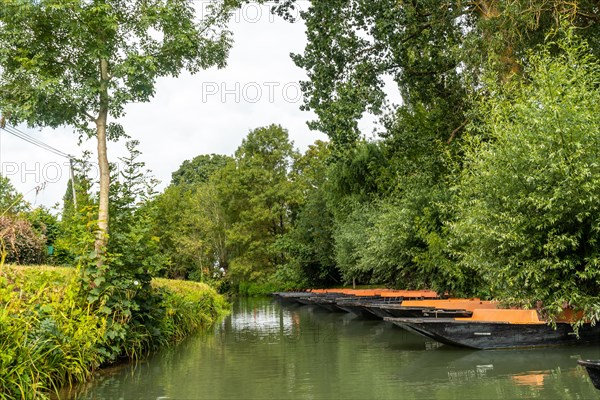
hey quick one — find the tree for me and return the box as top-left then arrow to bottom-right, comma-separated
274,0 -> 472,147
279,141 -> 339,287
171,154 -> 231,186
452,30 -> 600,321
151,181 -> 229,281
54,151 -> 98,265
0,175 -> 26,215
271,0 -> 600,153
218,125 -> 300,285
0,0 -> 244,265
270,0 -> 600,295
26,206 -> 59,255
61,151 -> 96,220
108,140 -> 164,276
150,152 -> 233,280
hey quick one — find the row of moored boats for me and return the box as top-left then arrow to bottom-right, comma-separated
273,288 -> 600,389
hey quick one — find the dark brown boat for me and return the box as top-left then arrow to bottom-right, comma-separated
385,309 -> 600,349
578,360 -> 600,389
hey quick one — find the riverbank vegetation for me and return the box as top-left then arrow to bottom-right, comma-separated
0,265 -> 227,399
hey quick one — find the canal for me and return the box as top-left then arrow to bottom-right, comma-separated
66,297 -> 599,399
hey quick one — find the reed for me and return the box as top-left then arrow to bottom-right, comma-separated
0,265 -> 229,399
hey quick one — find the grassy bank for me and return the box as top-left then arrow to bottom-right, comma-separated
0,265 -> 229,399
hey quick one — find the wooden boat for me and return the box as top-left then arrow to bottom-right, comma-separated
385,309 -> 600,349
290,289 -> 380,308
313,291 -> 404,314
336,296 -> 405,319
310,294 -> 359,312
271,292 -> 315,305
336,290 -> 440,318
298,293 -> 349,308
271,288 -> 341,304
369,299 -> 497,319
274,288 -> 444,318
578,360 -> 600,390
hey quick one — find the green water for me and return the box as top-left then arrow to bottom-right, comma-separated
65,297 -> 600,399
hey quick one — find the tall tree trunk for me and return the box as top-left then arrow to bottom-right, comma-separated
95,58 -> 110,266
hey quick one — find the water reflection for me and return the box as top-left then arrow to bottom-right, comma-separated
62,297 -> 600,400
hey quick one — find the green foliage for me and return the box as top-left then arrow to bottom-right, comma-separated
276,0 -> 600,148
219,125 -> 301,285
25,207 -> 59,249
61,152 -> 96,222
0,175 -> 26,215
0,265 -> 228,399
153,279 -> 229,341
277,141 -> 338,287
151,182 -> 228,281
332,201 -> 374,285
0,0 -> 241,129
53,205 -> 97,267
108,140 -> 166,277
0,266 -> 106,399
275,0 -> 470,146
328,141 -> 389,203
153,126 -> 307,288
171,154 -> 231,186
236,280 -> 288,297
279,189 -> 337,287
452,30 -> 600,319
0,0 -> 251,272
55,152 -> 98,266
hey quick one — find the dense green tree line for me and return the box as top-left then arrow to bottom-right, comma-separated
1,0 -> 600,327
250,1 -> 600,322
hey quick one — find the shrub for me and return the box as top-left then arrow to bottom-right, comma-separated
0,216 -> 45,264
452,29 -> 600,321
0,266 -> 229,399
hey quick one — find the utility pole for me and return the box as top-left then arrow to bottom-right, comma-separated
69,158 -> 77,209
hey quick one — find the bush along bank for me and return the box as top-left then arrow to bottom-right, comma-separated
0,265 -> 229,399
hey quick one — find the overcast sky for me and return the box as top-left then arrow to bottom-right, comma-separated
0,1 -> 391,211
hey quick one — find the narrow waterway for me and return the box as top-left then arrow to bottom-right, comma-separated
66,297 -> 600,399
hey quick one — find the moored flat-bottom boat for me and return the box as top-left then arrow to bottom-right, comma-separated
385,309 -> 600,349
578,360 -> 600,390
274,289 -> 442,315
337,297 -> 406,319
271,292 -> 314,305
371,299 -> 496,319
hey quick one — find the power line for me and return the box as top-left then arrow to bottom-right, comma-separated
0,124 -> 78,207
1,124 -> 73,159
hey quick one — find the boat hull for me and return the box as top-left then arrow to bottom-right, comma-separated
272,292 -> 314,305
312,297 -> 347,312
364,305 -> 396,319
337,303 -> 381,319
385,317 -> 600,349
578,360 -> 600,390
337,297 -> 405,319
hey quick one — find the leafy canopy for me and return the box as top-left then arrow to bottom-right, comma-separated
452,29 -> 600,320
0,0 -> 238,134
